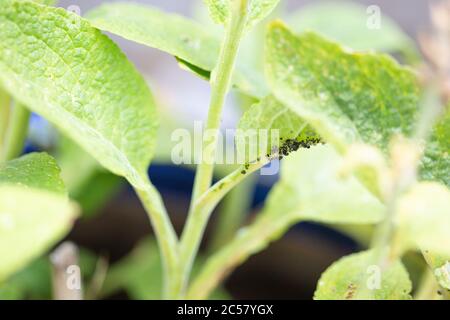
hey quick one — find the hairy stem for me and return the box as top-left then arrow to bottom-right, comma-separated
179,158 -> 268,297
208,174 -> 257,252
135,182 -> 179,299
415,268 -> 440,300
0,102 -> 30,162
178,0 -> 249,297
190,0 -> 248,202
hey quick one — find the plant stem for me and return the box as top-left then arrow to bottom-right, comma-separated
135,182 -> 180,299
369,186 -> 401,266
208,92 -> 259,253
187,212 -> 297,299
208,173 -> 257,252
0,102 -> 30,162
178,158 -> 268,297
177,0 -> 249,297
190,0 -> 248,203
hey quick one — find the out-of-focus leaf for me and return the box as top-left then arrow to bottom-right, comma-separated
0,153 -> 78,282
204,0 -> 280,30
16,0 -> 56,5
265,23 -> 449,187
0,187 -> 77,283
263,145 -> 384,224
0,258 -> 51,299
74,171 -> 123,217
56,136 -> 99,194
314,250 -> 412,300
205,146 -> 384,293
0,152 -> 65,193
0,247 -> 99,299
56,136 -> 123,217
421,111 -> 450,187
0,1 -> 158,190
85,2 -> 267,98
396,182 -> 450,256
288,1 -> 418,60
0,153 -> 77,282
422,251 -> 450,290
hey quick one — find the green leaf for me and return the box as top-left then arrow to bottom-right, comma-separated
0,152 -> 65,193
204,0 -> 280,29
265,23 -> 449,187
54,135 -> 123,217
421,111 -> 450,187
85,2 -> 267,98
263,145 -> 384,224
0,1 -> 158,189
101,238 -> 230,300
0,187 -> 77,282
422,251 -> 450,290
266,22 -> 420,153
287,1 -> 418,60
314,250 -> 412,300
0,153 -> 78,282
237,96 -> 320,162
0,258 -> 51,299
72,171 -> 123,217
396,182 -> 450,256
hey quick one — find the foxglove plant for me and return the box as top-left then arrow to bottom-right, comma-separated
0,0 -> 449,300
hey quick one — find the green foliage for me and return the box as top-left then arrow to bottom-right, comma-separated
204,0 -> 280,29
265,22 -> 419,152
32,0 -> 56,4
288,1 -> 418,59
0,1 -> 158,189
0,153 -> 78,282
85,2 -> 266,98
0,152 -> 65,193
0,258 -> 51,299
55,136 -> 123,216
263,145 -> 384,224
314,250 -> 412,300
0,247 -> 99,299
